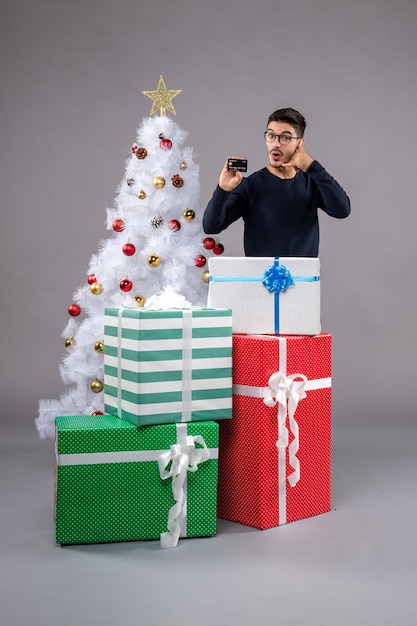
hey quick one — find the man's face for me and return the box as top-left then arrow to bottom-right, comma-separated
265,121 -> 303,168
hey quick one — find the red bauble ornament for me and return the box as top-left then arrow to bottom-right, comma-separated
120,278 -> 133,292
122,242 -> 136,256
160,137 -> 173,150
203,237 -> 215,250
68,303 -> 81,317
194,254 -> 207,268
168,219 -> 181,232
92,410 -> 104,416
112,219 -> 125,232
213,243 -> 225,255
87,273 -> 97,285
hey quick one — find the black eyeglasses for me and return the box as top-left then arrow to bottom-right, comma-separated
264,131 -> 301,145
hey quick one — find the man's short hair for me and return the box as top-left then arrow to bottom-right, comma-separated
267,108 -> 306,137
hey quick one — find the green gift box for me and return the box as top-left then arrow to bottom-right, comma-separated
103,307 -> 232,426
55,415 -> 219,547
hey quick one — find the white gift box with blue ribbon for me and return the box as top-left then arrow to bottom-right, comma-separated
208,257 -> 320,335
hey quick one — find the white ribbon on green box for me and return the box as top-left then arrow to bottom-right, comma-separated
233,336 -> 331,526
158,423 -> 211,548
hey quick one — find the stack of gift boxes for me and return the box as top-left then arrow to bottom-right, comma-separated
54,256 -> 332,547
54,306 -> 233,548
208,257 -> 332,529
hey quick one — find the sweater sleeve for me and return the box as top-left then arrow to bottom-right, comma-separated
202,184 -> 247,234
307,161 -> 351,218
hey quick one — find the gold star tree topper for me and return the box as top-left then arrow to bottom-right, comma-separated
142,75 -> 182,117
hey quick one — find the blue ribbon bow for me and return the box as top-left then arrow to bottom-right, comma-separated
262,262 -> 294,294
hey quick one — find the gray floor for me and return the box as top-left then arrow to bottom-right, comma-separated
1,411 -> 416,626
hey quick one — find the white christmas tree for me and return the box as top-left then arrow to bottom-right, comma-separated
36,76 -> 225,439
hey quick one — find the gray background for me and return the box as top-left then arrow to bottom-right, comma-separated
1,1 -> 416,625
1,0 -> 416,423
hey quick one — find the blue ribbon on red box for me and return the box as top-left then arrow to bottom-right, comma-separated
210,257 -> 319,333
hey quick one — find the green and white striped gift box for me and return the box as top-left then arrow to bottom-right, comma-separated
103,307 -> 233,427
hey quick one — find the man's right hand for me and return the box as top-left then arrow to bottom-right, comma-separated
219,156 -> 244,192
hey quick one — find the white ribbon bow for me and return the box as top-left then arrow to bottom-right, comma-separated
263,371 -> 308,487
158,434 -> 210,548
144,285 -> 192,310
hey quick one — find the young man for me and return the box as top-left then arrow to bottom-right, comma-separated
202,108 -> 351,257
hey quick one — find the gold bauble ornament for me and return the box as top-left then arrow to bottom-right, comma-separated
90,379 -> 104,393
94,340 -> 105,354
90,281 -> 103,295
147,254 -> 160,267
202,270 -> 210,284
134,294 -> 145,307
153,176 -> 166,189
138,190 -> 146,200
65,337 -> 75,349
180,160 -> 188,170
183,208 -> 196,222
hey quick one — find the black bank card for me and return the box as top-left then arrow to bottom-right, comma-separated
227,158 -> 248,172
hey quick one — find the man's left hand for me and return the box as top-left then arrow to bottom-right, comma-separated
281,143 -> 314,172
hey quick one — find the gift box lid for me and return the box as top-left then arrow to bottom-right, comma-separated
104,307 -> 232,319
55,415 -> 219,456
208,256 -> 320,277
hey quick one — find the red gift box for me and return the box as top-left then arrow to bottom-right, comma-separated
217,333 -> 332,529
